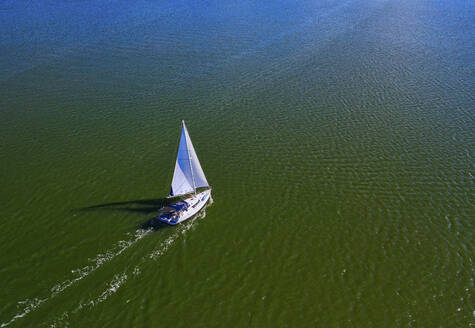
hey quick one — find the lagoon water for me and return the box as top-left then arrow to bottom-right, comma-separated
0,0 -> 474,326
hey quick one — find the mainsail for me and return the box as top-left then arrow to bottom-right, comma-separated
169,121 -> 209,197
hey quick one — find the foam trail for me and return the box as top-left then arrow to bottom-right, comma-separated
88,273 -> 128,307
47,205 -> 210,327
47,221 -> 194,326
149,206 -> 207,260
1,228 -> 152,327
1,298 -> 47,328
49,273 -> 129,328
50,228 -> 150,296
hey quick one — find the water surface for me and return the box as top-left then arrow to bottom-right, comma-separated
0,0 -> 474,326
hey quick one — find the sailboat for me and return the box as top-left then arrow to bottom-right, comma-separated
157,121 -> 211,225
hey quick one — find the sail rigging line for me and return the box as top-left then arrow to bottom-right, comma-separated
183,121 -> 197,194
168,122 -> 182,198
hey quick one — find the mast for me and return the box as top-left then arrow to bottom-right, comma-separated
183,120 -> 197,194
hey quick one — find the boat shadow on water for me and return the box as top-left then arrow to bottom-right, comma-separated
75,197 -> 179,230
76,121 -> 211,230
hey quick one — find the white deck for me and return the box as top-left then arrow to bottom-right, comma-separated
158,190 -> 211,225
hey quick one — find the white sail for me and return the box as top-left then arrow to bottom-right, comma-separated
170,121 -> 209,197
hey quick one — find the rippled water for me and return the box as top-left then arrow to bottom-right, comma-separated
0,0 -> 473,327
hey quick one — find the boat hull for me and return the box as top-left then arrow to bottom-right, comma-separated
157,190 -> 211,225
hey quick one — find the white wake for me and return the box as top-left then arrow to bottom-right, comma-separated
47,207 -> 209,327
1,228 -> 152,327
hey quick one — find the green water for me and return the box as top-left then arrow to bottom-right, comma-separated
1,0 -> 473,326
